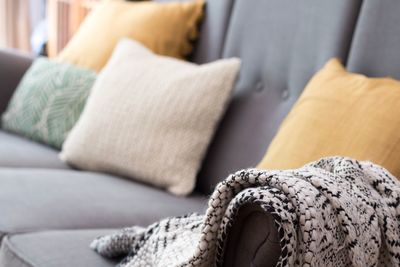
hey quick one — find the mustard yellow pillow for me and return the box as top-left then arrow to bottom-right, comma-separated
258,58 -> 400,179
57,0 -> 204,71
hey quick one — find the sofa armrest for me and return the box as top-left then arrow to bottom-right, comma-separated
0,49 -> 33,114
223,203 -> 281,267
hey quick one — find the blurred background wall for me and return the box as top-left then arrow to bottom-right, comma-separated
0,0 -> 46,54
0,0 -> 102,56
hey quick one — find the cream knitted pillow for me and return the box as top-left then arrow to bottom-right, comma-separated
60,39 -> 241,196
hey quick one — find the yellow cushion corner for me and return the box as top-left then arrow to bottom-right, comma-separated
257,58 -> 400,180
57,0 -> 205,71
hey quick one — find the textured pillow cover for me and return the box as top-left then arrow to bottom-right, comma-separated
61,39 -> 241,196
57,0 -> 205,71
2,58 -> 97,149
258,58 -> 400,180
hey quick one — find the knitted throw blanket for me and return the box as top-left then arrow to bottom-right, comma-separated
91,157 -> 400,267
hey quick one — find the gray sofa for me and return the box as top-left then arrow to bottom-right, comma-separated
0,0 -> 399,266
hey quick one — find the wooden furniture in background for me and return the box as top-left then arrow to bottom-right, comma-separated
47,0 -> 100,57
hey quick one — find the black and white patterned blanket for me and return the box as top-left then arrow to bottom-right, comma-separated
91,157 -> 400,266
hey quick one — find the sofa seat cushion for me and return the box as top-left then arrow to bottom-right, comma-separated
0,130 -> 68,169
0,229 -> 118,267
0,168 -> 207,241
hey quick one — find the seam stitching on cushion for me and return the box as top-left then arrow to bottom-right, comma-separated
1,235 -> 36,267
0,231 -> 5,243
219,0 -> 237,58
251,233 -> 269,267
343,0 -> 364,65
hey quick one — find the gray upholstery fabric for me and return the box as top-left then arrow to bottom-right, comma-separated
0,208 -> 280,267
0,130 -> 68,169
197,0 -> 362,193
222,203 -> 281,267
0,50 -> 33,115
0,229 -> 118,267
347,0 -> 400,79
156,0 -> 234,64
0,210 -> 279,267
190,0 -> 234,63
0,168 -> 206,241
0,2 -> 379,267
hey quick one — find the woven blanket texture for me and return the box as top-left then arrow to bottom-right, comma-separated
91,157 -> 400,267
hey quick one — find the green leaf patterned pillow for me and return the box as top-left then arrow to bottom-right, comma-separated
1,57 -> 97,149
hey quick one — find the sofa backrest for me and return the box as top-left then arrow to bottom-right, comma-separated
190,0 -> 234,63
347,0 -> 400,79
196,0 -> 363,193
